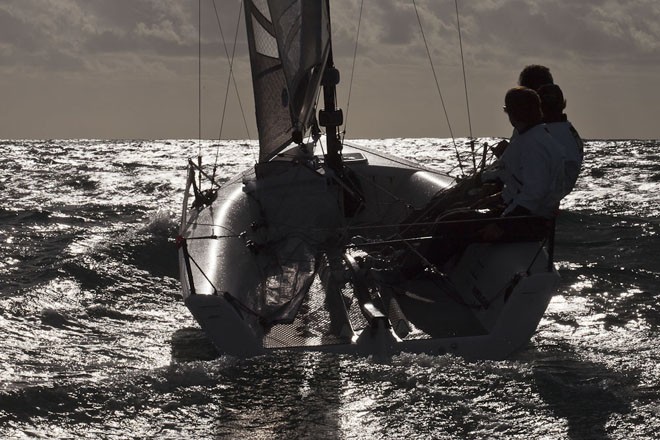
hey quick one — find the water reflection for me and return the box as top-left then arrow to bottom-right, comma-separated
3,139 -> 660,438
555,210 -> 660,331
530,344 -> 634,440
170,334 -> 343,438
208,352 -> 342,438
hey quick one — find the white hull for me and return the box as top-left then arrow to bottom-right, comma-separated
179,143 -> 560,360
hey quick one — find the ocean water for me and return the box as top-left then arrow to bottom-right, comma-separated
1,138 -> 659,439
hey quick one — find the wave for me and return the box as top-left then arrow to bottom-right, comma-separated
85,305 -> 137,321
0,208 -> 53,223
170,327 -> 219,361
1,207 -> 179,298
62,173 -> 99,191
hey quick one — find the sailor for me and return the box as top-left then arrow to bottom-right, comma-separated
538,83 -> 584,196
518,64 -> 554,91
483,87 -> 565,218
401,87 -> 563,271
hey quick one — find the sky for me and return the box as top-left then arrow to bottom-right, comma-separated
1,0 -> 659,140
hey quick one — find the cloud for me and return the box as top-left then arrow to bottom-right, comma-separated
0,0 -> 204,76
3,0 -> 657,77
0,7 -> 39,53
1,0 -> 660,139
456,0 -> 660,68
331,0 -> 660,73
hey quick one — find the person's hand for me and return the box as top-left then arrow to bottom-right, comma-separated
471,192 -> 502,210
491,140 -> 509,158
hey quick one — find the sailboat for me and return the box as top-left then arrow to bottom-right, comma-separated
177,0 -> 560,359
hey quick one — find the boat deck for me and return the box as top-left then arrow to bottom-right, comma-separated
262,269 -> 486,350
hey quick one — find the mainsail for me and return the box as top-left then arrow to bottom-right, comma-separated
244,0 -> 331,161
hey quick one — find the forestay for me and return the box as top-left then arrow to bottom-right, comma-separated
244,0 -> 331,162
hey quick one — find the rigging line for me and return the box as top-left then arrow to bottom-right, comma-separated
341,0 -> 365,144
197,0 -> 203,192
187,251 -> 219,295
188,157 -> 223,188
211,1 -> 252,178
455,0 -> 476,172
412,0 -> 465,177
188,222 -> 242,235
525,237 -> 549,274
184,234 -> 241,240
213,0 -> 233,142
211,0 -> 249,141
198,0 -> 202,157
230,2 -> 251,142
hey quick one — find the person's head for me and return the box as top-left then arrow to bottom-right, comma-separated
518,65 -> 553,91
504,87 -> 543,130
537,83 -> 566,122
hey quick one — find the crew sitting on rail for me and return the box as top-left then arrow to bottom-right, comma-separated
537,83 -> 584,196
480,86 -> 565,218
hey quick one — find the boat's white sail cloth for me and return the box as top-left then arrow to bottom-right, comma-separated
244,0 -> 330,161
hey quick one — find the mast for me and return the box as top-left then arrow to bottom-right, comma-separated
319,1 -> 343,173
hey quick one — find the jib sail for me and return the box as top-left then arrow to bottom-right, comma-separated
244,0 -> 330,162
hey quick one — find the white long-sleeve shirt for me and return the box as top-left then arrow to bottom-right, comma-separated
495,124 -> 565,217
546,121 -> 584,196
